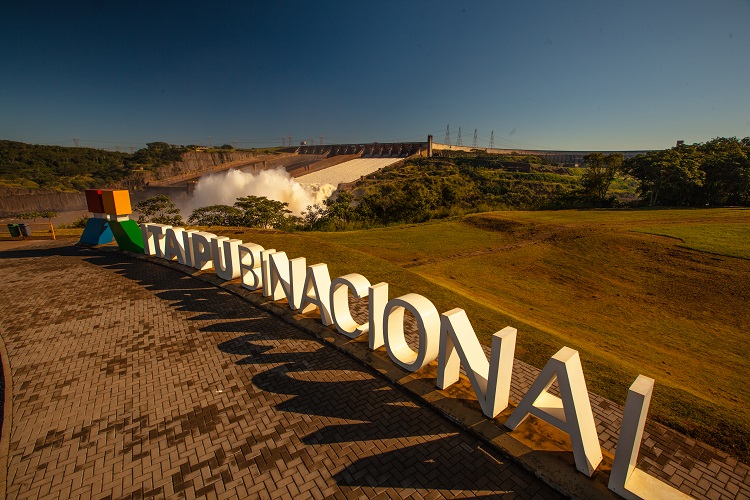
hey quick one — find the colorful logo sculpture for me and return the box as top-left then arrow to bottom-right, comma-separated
79,189 -> 144,253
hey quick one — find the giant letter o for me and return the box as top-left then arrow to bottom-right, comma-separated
383,293 -> 440,371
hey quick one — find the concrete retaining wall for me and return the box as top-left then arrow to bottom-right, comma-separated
0,191 -> 86,216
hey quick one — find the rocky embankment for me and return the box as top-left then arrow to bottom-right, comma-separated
153,151 -> 264,180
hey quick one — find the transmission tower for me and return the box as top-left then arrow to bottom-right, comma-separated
73,138 -> 80,147
489,131 -> 495,149
288,136 -> 292,146
309,137 -> 314,145
472,129 -> 478,148
319,135 -> 323,145
457,127 -> 463,146
444,124 -> 451,145
282,137 -> 286,147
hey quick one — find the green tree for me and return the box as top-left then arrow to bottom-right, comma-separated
623,138 -> 750,207
233,196 -> 292,228
302,204 -> 328,229
581,153 -> 623,206
187,205 -> 243,226
301,192 -> 363,230
125,142 -> 187,171
699,137 -> 750,206
624,148 -> 704,206
323,192 -> 359,224
134,195 -> 183,225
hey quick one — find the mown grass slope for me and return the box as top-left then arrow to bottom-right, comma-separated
214,207 -> 750,461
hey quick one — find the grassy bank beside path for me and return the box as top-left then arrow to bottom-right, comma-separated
191,208 -> 750,461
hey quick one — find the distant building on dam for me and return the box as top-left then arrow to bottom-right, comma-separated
429,139 -> 651,166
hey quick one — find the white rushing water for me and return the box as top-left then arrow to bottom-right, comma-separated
179,168 -> 335,216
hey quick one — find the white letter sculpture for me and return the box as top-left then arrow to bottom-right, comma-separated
238,243 -> 265,290
191,232 -> 216,270
145,223 -> 172,258
211,237 -> 241,280
330,273 -> 371,338
505,346 -> 603,476
179,229 -> 198,266
299,263 -> 333,325
438,308 -> 516,418
163,227 -> 186,262
260,249 -> 276,297
383,293 -> 440,371
140,223 -> 156,256
368,282 -> 388,349
268,251 -> 306,309
608,375 -> 690,499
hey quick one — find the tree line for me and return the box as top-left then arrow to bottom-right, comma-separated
580,137 -> 750,207
134,195 -> 299,231
135,136 -> 749,231
0,140 -> 131,191
0,141 -> 232,192
625,137 -> 750,206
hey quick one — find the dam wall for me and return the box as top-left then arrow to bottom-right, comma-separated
296,157 -> 405,187
297,142 -> 427,158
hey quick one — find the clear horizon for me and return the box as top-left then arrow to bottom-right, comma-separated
2,1 -> 748,152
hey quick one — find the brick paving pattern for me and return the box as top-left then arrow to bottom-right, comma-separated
0,242 -> 560,499
514,356 -> 749,498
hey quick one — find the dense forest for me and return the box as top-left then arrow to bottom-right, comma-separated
624,137 -> 750,206
1,141 -> 199,191
0,140 -> 131,191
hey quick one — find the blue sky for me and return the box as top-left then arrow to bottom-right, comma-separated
1,0 -> 748,151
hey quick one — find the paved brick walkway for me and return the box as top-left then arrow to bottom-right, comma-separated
0,241 -> 560,499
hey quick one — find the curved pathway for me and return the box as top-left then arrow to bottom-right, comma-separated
0,241 -> 559,499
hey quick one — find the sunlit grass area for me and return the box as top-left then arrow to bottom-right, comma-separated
210,208 -> 750,460
635,223 -> 750,260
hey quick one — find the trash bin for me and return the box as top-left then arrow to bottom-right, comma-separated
18,223 -> 32,237
6,224 -> 21,237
